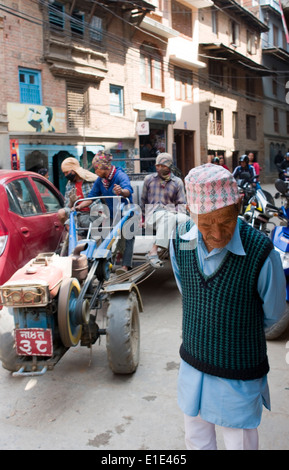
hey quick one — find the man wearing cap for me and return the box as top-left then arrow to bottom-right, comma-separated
141,152 -> 187,267
58,157 -> 98,231
170,163 -> 286,450
76,151 -> 135,274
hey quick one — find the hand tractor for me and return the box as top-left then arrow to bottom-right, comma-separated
0,197 -> 148,377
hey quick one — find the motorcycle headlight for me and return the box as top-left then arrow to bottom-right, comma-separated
266,210 -> 275,218
243,211 -> 253,222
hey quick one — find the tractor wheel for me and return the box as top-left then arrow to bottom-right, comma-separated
0,307 -> 18,372
106,291 -> 140,374
265,301 -> 289,340
58,278 -> 82,347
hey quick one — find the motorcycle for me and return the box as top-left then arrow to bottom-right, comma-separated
242,187 -> 278,234
236,172 -> 256,215
263,179 -> 289,339
237,180 -> 289,339
237,171 -> 276,225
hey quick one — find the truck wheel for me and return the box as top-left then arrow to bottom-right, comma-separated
0,307 -> 18,372
265,301 -> 289,340
106,291 -> 140,374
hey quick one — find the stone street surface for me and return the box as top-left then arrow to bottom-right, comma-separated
0,184 -> 288,451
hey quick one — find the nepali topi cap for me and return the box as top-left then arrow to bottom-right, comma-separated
92,151 -> 113,170
185,163 -> 240,214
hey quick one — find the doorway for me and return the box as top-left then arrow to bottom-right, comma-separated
52,150 -> 76,195
174,130 -> 195,177
25,149 -> 48,173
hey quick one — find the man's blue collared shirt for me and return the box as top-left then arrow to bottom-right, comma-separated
170,221 -> 286,428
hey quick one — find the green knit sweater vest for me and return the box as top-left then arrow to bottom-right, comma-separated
175,218 -> 273,380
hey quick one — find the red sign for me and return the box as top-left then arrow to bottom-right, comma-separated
15,328 -> 53,357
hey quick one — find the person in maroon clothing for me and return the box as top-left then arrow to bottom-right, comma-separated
57,157 -> 98,231
219,156 -> 230,171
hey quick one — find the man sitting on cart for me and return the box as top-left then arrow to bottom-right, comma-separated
141,152 -> 188,268
76,151 -> 135,275
58,157 -> 98,235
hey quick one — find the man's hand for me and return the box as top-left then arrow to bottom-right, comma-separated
113,184 -> 130,198
68,191 -> 80,208
76,200 -> 92,211
113,184 -> 123,196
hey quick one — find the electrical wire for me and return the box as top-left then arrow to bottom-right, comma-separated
1,0 -> 288,109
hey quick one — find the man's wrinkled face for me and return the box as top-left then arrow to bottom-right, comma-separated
93,164 -> 108,178
191,204 -> 239,252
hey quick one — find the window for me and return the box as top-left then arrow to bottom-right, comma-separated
212,9 -> 218,35
246,115 -> 256,140
246,75 -> 255,97
209,107 -> 223,136
110,85 -> 124,115
174,67 -> 193,101
7,179 -> 41,216
273,108 -> 279,133
232,112 -> 238,138
209,60 -> 224,88
32,179 -> 63,213
172,0 -> 192,38
272,70 -> 278,96
19,69 -> 41,104
273,25 -> 278,47
71,10 -> 84,36
140,44 -> 163,91
230,68 -> 238,91
90,16 -> 103,42
230,21 -> 240,46
247,31 -> 257,55
67,83 -> 89,130
48,2 -> 64,30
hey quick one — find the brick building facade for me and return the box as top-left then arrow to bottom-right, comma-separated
198,0 -> 270,173
0,0 -> 288,187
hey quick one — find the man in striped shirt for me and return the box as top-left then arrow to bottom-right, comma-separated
140,153 -> 188,267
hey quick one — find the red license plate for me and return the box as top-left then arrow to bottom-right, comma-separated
15,328 -> 53,357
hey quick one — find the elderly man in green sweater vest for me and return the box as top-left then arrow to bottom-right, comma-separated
170,163 -> 286,450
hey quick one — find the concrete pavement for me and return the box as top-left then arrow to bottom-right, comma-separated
0,263 -> 288,450
0,183 -> 288,450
